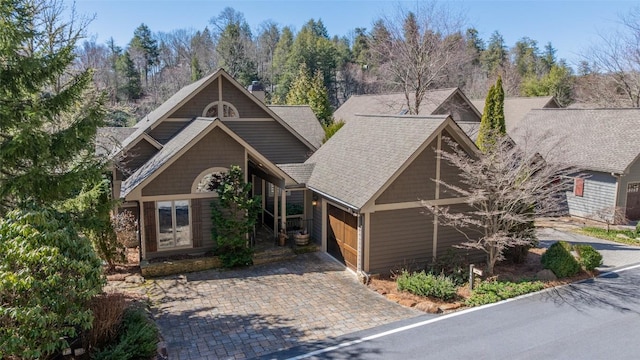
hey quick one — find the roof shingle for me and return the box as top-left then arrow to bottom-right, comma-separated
268,105 -> 324,149
511,108 -> 640,173
305,114 -> 449,209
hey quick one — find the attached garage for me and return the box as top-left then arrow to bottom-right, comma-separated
327,204 -> 358,271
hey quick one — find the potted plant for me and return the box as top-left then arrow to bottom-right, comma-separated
294,229 -> 310,246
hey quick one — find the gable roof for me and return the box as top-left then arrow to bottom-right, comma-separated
268,105 -> 324,148
334,88 -> 461,123
117,68 -> 317,159
511,108 -> 640,174
304,114 -> 470,210
471,96 -> 560,132
121,118 -> 296,198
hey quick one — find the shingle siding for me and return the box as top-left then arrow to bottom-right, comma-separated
121,139 -> 158,179
223,120 -> 311,164
375,139 -> 437,204
142,127 -> 245,196
169,78 -> 218,118
313,197 -> 323,244
566,171 -> 617,219
368,208 -> 434,274
221,78 -> 271,118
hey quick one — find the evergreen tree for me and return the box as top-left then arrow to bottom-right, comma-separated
476,76 -> 505,152
117,51 -> 142,101
286,64 -> 332,125
129,23 -> 159,86
271,26 -> 294,103
481,31 -> 507,74
191,55 -> 203,81
0,0 -> 105,213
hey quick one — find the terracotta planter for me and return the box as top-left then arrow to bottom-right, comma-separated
294,233 -> 310,246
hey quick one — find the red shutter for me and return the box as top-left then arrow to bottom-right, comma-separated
143,202 -> 157,252
574,178 -> 584,197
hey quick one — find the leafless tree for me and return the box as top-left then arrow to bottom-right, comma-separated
591,206 -> 629,230
368,2 -> 471,114
578,6 -> 640,107
423,134 -> 576,275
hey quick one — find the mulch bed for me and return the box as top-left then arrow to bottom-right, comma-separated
368,247 -> 596,314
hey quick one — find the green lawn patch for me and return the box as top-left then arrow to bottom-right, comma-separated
575,227 -> 640,246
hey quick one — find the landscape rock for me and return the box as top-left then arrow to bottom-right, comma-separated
375,289 -> 387,295
536,269 -> 557,281
438,303 -> 463,312
398,299 -> 417,307
125,274 -> 145,284
415,301 -> 440,313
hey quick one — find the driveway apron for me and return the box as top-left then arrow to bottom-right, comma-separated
146,252 -> 419,359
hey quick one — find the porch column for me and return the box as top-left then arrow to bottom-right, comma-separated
261,179 -> 265,224
273,184 -> 278,237
281,187 -> 287,232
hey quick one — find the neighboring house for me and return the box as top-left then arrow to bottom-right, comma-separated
334,88 -> 481,124
99,69 -> 323,260
471,96 -> 560,132
98,70 -> 483,275
280,114 -> 483,274
511,108 -> 640,223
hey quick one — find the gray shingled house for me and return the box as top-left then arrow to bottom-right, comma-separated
99,69 -> 483,275
333,88 -> 482,124
512,108 -> 640,223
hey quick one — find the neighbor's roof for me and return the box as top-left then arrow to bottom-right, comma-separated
471,96 -> 560,132
120,119 -> 214,197
95,127 -> 137,157
268,105 -> 324,149
333,88 -> 459,123
511,108 -> 640,174
304,114 -> 450,209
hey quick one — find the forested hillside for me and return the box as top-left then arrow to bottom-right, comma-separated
74,4 -> 640,126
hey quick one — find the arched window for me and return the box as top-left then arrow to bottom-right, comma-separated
202,101 -> 239,118
192,167 -> 229,194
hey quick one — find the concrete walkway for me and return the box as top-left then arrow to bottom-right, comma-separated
145,252 -> 419,360
537,228 -> 640,271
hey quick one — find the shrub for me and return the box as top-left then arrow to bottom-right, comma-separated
465,280 -> 544,306
88,293 -> 127,350
574,244 -> 603,271
92,307 -> 158,360
540,241 -> 581,278
428,249 -> 469,286
636,222 -> 640,237
0,208 -> 104,359
396,271 -> 458,301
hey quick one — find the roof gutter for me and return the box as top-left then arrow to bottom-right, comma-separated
307,186 -> 360,213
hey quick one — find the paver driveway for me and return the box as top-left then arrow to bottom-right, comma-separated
146,252 -> 419,359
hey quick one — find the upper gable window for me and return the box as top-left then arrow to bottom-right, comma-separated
203,101 -> 239,118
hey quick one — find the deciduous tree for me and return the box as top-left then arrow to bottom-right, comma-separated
424,135 -> 574,275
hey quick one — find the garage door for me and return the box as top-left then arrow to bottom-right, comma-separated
627,183 -> 640,221
327,204 -> 358,271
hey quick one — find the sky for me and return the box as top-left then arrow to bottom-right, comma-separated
72,0 -> 638,66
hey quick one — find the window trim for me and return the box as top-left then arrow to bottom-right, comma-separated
156,200 -> 192,251
202,101 -> 240,118
191,167 -> 229,194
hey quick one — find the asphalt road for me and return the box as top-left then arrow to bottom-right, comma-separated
265,264 -> 640,360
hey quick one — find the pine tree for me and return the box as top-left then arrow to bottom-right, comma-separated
117,51 -> 142,101
476,76 -> 505,152
129,23 -> 159,86
0,0 -> 106,213
286,64 -> 332,125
